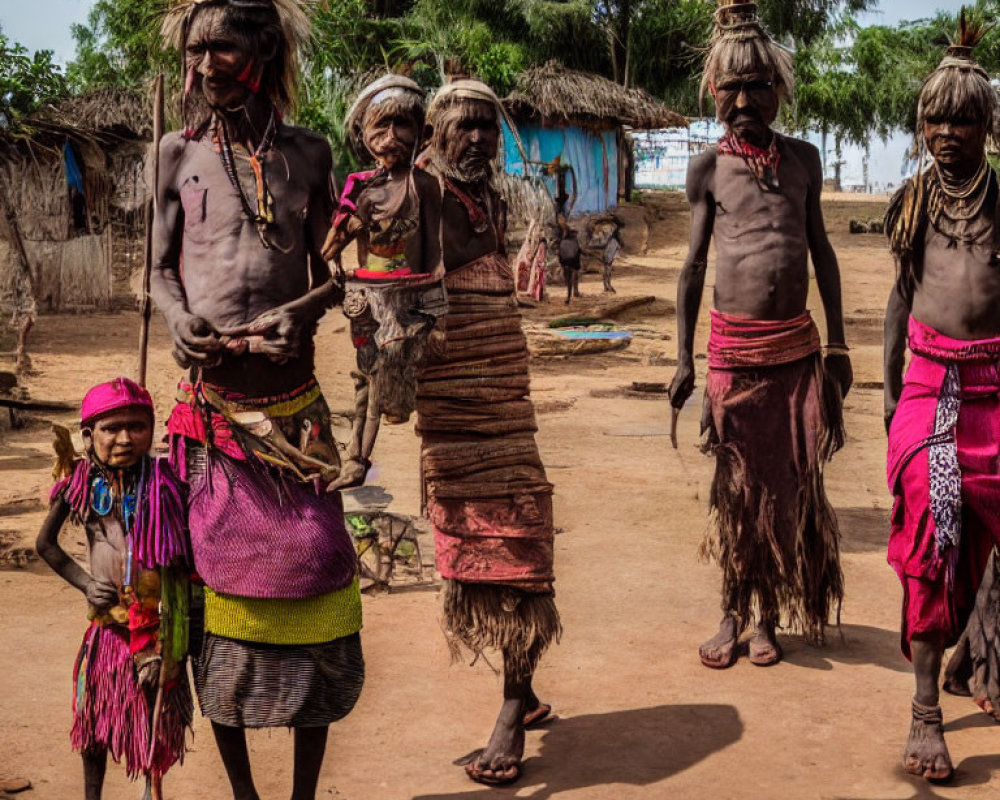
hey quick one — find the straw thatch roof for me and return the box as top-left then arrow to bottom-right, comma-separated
0,88 -> 151,160
505,62 -> 687,130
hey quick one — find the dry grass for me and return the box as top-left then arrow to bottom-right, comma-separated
505,61 -> 688,130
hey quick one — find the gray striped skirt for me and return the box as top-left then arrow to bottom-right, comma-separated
193,632 -> 364,728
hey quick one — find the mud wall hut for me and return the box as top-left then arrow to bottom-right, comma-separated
503,63 -> 687,215
0,89 -> 151,313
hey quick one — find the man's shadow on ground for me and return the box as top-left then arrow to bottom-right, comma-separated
411,703 -> 742,800
780,623 -> 910,673
831,749 -> 1000,799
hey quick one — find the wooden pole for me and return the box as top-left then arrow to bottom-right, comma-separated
138,74 -> 165,389
139,73 -> 167,800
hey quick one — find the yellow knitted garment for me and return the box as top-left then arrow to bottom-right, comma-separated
204,579 -> 362,645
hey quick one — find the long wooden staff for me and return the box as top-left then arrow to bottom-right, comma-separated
138,74 -> 165,389
139,73 -> 166,800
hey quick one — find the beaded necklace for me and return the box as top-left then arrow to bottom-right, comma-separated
927,158 -> 995,246
213,108 -> 278,249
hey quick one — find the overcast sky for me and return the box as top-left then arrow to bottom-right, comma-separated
0,0 -> 973,65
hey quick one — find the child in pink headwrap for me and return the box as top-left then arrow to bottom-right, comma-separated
36,377 -> 192,799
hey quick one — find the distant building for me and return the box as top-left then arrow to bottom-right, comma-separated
633,118 -> 724,190
503,62 -> 687,214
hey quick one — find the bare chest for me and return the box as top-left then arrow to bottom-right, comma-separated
175,139 -> 312,251
86,512 -> 128,589
712,155 -> 809,245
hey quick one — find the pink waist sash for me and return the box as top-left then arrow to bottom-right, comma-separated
707,309 -> 821,369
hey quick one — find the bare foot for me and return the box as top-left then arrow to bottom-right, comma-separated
465,698 -> 524,785
748,620 -> 782,666
699,615 -> 739,669
903,701 -> 953,781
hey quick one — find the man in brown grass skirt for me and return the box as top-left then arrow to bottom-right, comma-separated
669,1 -> 852,670
415,79 -> 560,786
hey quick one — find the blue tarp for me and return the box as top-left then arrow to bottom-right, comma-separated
504,121 -> 618,214
551,330 -> 632,340
63,141 -> 85,196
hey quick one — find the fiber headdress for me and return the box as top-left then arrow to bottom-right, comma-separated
916,10 -> 996,135
887,9 -> 998,268
345,74 -> 425,161
701,1 -> 794,107
162,0 -> 314,115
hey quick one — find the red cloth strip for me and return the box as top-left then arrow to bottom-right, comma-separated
708,309 -> 821,369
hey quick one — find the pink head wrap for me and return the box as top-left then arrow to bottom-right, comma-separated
80,377 -> 154,428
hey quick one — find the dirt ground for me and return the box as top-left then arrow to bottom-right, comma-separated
2,190 -> 997,800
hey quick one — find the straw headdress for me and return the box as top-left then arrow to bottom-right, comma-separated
161,0 -> 314,113
886,8 -> 998,277
700,1 -> 794,106
916,9 -> 996,133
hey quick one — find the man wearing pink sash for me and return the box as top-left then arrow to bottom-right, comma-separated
669,2 -> 852,670
883,13 -> 1000,783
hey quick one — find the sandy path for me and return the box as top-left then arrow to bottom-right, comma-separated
1,194 -> 997,800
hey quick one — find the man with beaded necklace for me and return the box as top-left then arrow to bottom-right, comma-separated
151,2 -> 361,799
669,0 -> 852,671
884,10 -> 1000,783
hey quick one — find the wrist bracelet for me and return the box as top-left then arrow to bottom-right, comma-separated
825,343 -> 850,357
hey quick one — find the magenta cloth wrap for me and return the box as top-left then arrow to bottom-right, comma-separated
429,494 -> 556,585
81,377 -> 153,427
888,316 -> 1000,659
167,382 -> 357,600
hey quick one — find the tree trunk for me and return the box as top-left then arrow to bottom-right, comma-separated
821,127 -> 828,178
833,135 -> 843,193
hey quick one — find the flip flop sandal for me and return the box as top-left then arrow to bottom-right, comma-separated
748,639 -> 782,667
523,703 -> 552,728
465,760 -> 523,786
699,646 -> 738,669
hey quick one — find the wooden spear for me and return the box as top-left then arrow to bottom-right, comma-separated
138,74 -> 165,389
139,73 -> 166,800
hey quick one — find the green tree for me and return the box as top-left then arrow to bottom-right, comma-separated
0,27 -> 67,131
66,0 -> 174,92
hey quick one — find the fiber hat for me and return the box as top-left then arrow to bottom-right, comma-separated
80,377 -> 154,428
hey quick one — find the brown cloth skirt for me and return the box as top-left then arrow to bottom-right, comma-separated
416,252 -> 560,678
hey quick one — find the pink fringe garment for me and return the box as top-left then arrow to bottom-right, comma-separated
71,624 -> 191,781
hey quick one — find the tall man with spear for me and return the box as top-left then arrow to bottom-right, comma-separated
152,2 -> 361,799
669,1 -> 852,669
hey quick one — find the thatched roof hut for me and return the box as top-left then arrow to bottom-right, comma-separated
0,89 -> 151,313
503,62 -> 686,214
505,62 -> 687,131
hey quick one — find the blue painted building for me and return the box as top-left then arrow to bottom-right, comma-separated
503,63 -> 686,215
